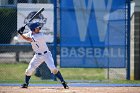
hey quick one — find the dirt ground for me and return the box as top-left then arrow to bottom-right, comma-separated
0,86 -> 140,93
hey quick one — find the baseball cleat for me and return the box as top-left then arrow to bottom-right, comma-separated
21,83 -> 28,88
62,82 -> 69,89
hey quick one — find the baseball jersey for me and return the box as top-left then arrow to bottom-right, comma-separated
24,31 -> 49,53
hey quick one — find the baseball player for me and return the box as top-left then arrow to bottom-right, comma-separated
17,22 -> 69,89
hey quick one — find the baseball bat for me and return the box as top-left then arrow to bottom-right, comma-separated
23,8 -> 45,27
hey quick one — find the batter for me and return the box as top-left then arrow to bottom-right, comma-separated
18,22 -> 69,89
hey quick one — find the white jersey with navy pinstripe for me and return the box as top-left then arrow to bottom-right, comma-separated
24,31 -> 49,53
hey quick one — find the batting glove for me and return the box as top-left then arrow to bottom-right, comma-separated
18,26 -> 25,35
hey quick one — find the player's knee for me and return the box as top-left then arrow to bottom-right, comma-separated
25,69 -> 33,76
51,68 -> 58,74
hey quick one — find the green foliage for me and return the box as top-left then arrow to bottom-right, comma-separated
0,8 -> 17,44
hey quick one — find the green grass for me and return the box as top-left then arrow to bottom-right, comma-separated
59,67 -> 105,80
0,63 -> 105,83
0,63 -> 41,83
109,80 -> 140,84
0,63 -> 140,84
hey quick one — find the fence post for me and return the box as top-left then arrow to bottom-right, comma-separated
127,0 -> 131,80
15,51 -> 20,62
52,0 -> 57,81
134,0 -> 140,80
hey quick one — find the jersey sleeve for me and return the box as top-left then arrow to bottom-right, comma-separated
23,31 -> 32,38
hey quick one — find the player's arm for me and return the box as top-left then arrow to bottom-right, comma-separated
20,34 -> 32,42
17,26 -> 32,42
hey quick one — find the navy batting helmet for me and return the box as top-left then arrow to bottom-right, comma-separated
29,22 -> 41,31
25,11 -> 47,28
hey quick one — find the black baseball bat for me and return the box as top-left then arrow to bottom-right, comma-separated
23,8 -> 45,27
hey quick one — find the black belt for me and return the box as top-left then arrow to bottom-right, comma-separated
36,51 -> 47,55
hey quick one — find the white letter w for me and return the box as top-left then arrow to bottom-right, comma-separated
73,0 -> 112,42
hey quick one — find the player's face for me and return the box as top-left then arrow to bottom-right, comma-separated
34,27 -> 41,33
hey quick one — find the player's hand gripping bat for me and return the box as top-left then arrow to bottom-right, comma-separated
17,8 -> 45,35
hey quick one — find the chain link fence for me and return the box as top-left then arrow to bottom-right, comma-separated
0,2 -> 56,82
0,0 -> 131,84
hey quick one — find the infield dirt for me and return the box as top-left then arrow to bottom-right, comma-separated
0,86 -> 140,93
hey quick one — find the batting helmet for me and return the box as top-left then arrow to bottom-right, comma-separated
25,11 -> 47,28
29,22 -> 41,31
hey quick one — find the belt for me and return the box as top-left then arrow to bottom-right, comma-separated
36,51 -> 47,55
